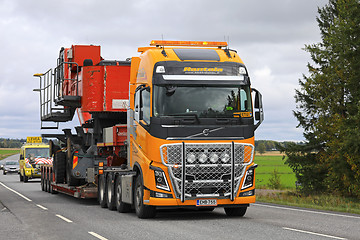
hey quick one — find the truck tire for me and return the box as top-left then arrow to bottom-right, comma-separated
224,206 -> 247,217
20,172 -> 24,181
106,174 -> 116,210
115,175 -> 131,213
41,170 -> 45,191
134,175 -> 156,219
24,174 -> 28,183
54,151 -> 66,183
44,172 -> 49,192
98,174 -> 107,208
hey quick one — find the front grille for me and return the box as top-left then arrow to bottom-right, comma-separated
160,142 -> 254,201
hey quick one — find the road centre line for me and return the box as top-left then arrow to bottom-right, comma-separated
0,182 -> 32,202
36,204 -> 48,210
283,227 -> 347,240
88,232 -> 109,240
56,214 -> 73,223
254,203 -> 360,220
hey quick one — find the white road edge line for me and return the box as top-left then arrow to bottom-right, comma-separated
36,204 -> 48,210
56,214 -> 73,223
88,231 -> 109,240
283,227 -> 347,240
0,182 -> 32,202
254,203 -> 360,220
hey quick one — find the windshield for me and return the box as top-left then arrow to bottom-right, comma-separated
154,85 -> 252,118
25,148 -> 50,158
6,161 -> 18,166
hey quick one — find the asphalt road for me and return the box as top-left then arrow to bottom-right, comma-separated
1,154 -> 360,240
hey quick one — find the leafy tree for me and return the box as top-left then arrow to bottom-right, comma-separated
282,0 -> 360,197
256,142 -> 267,154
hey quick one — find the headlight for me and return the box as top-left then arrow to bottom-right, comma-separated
187,153 -> 196,164
209,153 -> 219,163
154,170 -> 170,191
220,153 -> 230,163
241,168 -> 255,190
199,153 -> 207,163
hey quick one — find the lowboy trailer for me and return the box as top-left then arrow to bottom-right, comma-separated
35,40 -> 264,218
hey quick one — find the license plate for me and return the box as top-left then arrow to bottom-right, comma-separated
196,199 -> 217,206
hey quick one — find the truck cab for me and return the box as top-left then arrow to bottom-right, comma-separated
19,137 -> 52,182
127,40 -> 264,217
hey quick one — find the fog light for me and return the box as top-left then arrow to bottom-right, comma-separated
187,153 -> 196,164
209,153 -> 219,163
239,190 -> 254,197
199,153 -> 207,163
220,153 -> 230,163
150,190 -> 173,198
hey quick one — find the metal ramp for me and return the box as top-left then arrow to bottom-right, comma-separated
33,61 -> 81,129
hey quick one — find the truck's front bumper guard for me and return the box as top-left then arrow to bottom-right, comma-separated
160,142 -> 254,202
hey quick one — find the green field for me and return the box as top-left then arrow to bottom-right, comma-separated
0,148 -> 19,161
254,154 -> 297,189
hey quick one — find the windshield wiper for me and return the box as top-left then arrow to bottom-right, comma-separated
168,113 -> 200,124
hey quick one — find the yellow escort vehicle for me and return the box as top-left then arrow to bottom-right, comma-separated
19,137 -> 53,182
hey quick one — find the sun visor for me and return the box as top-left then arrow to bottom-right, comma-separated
173,49 -> 220,61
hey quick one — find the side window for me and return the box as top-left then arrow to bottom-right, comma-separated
142,89 -> 150,124
134,86 -> 151,124
134,90 -> 140,122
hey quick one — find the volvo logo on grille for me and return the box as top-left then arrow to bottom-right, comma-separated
203,129 -> 210,136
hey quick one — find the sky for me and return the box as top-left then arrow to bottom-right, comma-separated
0,0 -> 328,141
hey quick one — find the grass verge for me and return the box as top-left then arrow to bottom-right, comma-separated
257,190 -> 360,215
255,152 -> 360,215
0,148 -> 19,161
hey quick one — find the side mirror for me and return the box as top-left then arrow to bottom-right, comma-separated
254,91 -> 260,109
252,88 -> 264,130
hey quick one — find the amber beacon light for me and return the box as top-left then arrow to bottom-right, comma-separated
150,40 -> 228,47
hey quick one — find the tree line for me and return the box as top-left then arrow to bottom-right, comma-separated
0,138 -> 26,148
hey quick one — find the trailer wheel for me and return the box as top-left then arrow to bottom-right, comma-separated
106,175 -> 116,210
224,206 -> 247,217
134,175 -> 156,219
98,174 -> 107,208
54,151 -> 66,183
41,171 -> 45,191
115,175 -> 131,213
44,171 -> 49,192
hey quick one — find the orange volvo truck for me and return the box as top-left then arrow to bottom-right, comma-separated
34,40 -> 264,218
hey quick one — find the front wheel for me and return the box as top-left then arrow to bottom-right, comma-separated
224,206 -> 247,217
20,172 -> 24,182
24,174 -> 28,183
134,175 -> 156,219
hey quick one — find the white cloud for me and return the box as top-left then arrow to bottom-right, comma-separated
0,0 -> 328,140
